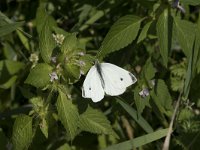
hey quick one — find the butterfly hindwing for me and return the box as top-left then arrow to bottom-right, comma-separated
82,66 -> 104,102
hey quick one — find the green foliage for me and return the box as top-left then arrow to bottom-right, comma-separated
173,16 -> 195,58
156,8 -> 172,67
25,63 -> 53,88
151,79 -> 173,116
97,15 -> 142,59
103,128 -> 169,150
137,21 -> 153,43
12,115 -> 32,150
0,0 -> 200,149
117,99 -> 153,133
56,90 -> 79,140
79,106 -> 117,138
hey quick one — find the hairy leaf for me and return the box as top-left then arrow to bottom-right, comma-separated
151,79 -> 172,115
79,106 -> 118,138
25,63 -> 53,88
156,9 -> 172,67
61,33 -> 78,55
173,17 -> 195,58
56,91 -> 79,140
36,3 -> 57,63
97,15 -> 142,59
12,115 -> 32,150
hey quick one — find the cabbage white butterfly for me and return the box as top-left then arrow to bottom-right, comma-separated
82,62 -> 137,102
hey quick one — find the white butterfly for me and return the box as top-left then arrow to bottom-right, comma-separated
82,62 -> 137,102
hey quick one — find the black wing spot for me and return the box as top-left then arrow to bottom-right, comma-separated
120,78 -> 123,81
89,87 -> 91,90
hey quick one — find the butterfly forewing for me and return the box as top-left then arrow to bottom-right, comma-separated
100,63 -> 137,96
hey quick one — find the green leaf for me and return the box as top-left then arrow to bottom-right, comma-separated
181,0 -> 200,5
56,90 -> 79,140
97,15 -> 142,59
25,63 -> 53,88
16,29 -> 31,51
30,97 -> 51,138
63,63 -> 81,84
36,3 -> 57,63
0,128 -> 8,149
117,99 -> 154,133
156,9 -> 172,67
183,46 -> 194,99
56,143 -> 72,150
79,9 -> 105,31
61,33 -> 78,55
39,16 -> 56,63
194,18 -> 200,73
52,26 -> 71,37
40,118 -> 48,139
4,60 -> 25,75
36,3 -> 57,34
0,75 -> 17,89
79,106 -> 118,138
0,21 -> 24,37
142,58 -> 156,81
102,128 -> 169,150
134,86 -> 150,114
12,115 -> 32,150
137,21 -> 152,43
151,79 -> 172,115
173,17 -> 196,58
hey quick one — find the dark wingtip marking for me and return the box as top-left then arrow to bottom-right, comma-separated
82,88 -> 85,97
129,73 -> 137,83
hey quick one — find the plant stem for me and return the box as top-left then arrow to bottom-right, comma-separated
162,92 -> 182,150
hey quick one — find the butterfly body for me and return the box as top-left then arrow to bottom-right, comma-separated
82,62 -> 137,102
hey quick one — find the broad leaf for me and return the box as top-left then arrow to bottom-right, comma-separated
103,128 -> 169,150
12,115 -> 32,150
61,33 -> 78,55
97,15 -> 142,59
151,79 -> 172,115
56,91 -> 79,140
63,63 -> 81,84
25,63 -> 53,88
156,9 -> 172,67
173,17 -> 195,58
36,3 -> 57,63
4,60 -> 25,75
39,17 -> 56,63
36,3 -> 57,34
79,106 -> 118,138
142,58 -> 156,82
